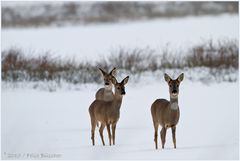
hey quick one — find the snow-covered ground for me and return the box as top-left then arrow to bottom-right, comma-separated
1,67 -> 238,92
2,14 -> 238,61
1,14 -> 239,159
1,80 -> 239,159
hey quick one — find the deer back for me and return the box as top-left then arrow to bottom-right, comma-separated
95,88 -> 114,101
151,99 -> 180,128
90,76 -> 129,125
89,99 -> 121,124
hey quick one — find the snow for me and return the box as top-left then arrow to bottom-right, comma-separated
2,81 -> 238,159
1,13 -> 239,159
2,14 -> 238,61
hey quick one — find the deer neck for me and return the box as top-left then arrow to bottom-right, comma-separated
112,93 -> 123,110
104,86 -> 113,95
170,97 -> 179,110
104,84 -> 112,91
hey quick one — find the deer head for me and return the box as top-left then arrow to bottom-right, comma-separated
112,76 -> 129,95
164,73 -> 184,98
98,67 -> 117,88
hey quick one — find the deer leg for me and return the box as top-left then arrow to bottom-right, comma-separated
160,127 -> 167,149
112,123 -> 117,145
90,118 -> 97,146
99,123 -> 106,146
106,124 -> 112,146
153,122 -> 159,149
171,126 -> 176,149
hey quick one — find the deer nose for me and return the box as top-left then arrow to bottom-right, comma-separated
172,90 -> 177,94
105,82 -> 110,85
121,91 -> 126,95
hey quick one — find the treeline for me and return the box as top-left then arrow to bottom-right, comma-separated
2,1 -> 238,28
2,40 -> 238,84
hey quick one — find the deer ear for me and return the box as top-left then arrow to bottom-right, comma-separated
164,73 -> 171,83
111,76 -> 117,85
98,68 -> 106,76
122,76 -> 129,85
177,73 -> 184,82
109,67 -> 116,76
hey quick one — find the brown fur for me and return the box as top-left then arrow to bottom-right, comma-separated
95,67 -> 116,101
89,76 -> 129,146
151,73 -> 184,149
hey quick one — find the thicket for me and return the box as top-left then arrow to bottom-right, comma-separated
2,40 -> 238,84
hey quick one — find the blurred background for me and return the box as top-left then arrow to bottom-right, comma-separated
1,1 -> 239,90
2,1 -> 238,28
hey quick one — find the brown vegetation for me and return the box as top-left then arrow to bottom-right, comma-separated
1,40 -> 238,84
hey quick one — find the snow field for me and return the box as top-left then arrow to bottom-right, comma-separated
2,81 -> 238,159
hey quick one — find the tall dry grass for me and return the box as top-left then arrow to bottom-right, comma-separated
1,40 -> 238,84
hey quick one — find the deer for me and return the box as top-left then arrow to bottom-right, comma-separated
89,76 -> 129,146
151,73 -> 184,150
96,67 -> 116,102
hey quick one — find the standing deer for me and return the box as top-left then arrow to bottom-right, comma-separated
89,76 -> 129,146
151,73 -> 184,149
96,67 -> 116,101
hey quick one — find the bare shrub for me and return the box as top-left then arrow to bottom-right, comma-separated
107,47 -> 155,73
1,39 -> 238,85
185,39 -> 238,68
